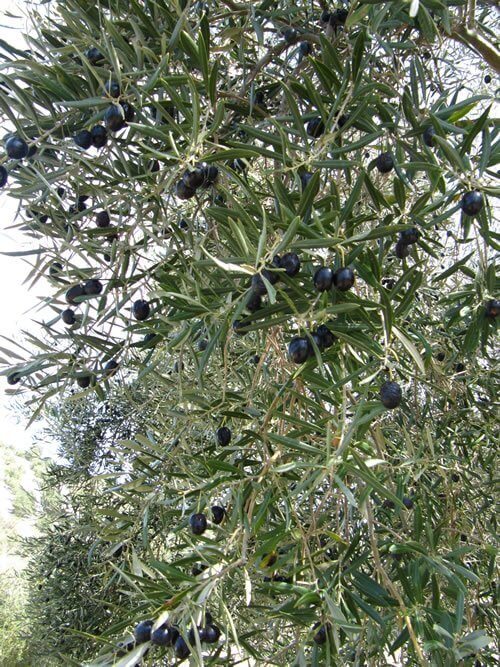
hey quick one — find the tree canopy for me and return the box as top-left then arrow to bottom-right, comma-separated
0,0 -> 498,665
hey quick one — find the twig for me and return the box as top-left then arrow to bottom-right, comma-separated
365,502 -> 429,666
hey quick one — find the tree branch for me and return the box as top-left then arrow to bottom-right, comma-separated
449,23 -> 500,73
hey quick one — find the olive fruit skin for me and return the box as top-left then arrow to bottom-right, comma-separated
122,102 -> 135,123
211,505 -> 225,524
460,191 -> 483,217
190,513 -> 208,535
49,262 -> 63,278
380,381 -> 402,409
333,267 -> 355,292
313,624 -> 327,645
395,240 -> 411,259
232,319 -> 249,335
6,135 -> 29,159
96,210 -> 110,227
299,41 -> 312,56
188,626 -> 202,645
202,624 -> 221,644
316,324 -> 335,349
253,91 -> 266,109
103,359 -> 119,376
65,284 -> 85,305
175,180 -> 196,200
200,164 -> 219,187
423,126 -> 435,147
310,331 -> 324,353
251,271 -> 276,296
90,125 -> 107,148
279,252 -> 301,277
246,291 -> 262,313
7,373 -> 20,385
231,158 -> 247,172
133,619 -> 154,644
182,168 -> 205,189
76,375 -> 91,388
485,299 -> 500,319
104,104 -> 126,131
376,152 -> 394,173
306,117 -> 325,138
336,113 -> 348,129
104,80 -> 120,98
174,635 -> 190,660
283,28 -> 297,43
288,337 -> 311,364
216,426 -> 231,446
300,171 -> 313,190
0,166 -> 8,188
85,47 -> 104,64
330,8 -> 348,26
151,624 -> 176,647
61,308 -> 76,325
399,228 -> 419,245
132,299 -> 150,321
313,267 -> 333,292
73,130 -> 92,150
84,279 -> 103,295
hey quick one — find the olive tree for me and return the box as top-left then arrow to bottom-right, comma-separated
1,0 -> 498,665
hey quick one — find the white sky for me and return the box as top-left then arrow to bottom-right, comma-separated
0,1 -> 55,456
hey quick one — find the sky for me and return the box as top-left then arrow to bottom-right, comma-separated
0,1 -> 55,456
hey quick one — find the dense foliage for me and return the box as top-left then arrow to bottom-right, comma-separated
0,0 -> 498,665
0,441 -> 42,666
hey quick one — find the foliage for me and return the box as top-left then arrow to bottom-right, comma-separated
0,572 -> 31,667
0,442 -> 41,667
0,0 -> 498,665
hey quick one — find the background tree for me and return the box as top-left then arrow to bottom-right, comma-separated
0,0 -> 498,665
0,440 -> 42,666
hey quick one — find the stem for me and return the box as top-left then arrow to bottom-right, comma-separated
449,23 -> 500,73
466,0 -> 476,30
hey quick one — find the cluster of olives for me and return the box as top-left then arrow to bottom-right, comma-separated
129,612 -> 221,661
3,24 -> 496,410
288,265 -> 353,361
313,265 -> 355,292
305,113 -> 348,138
190,504 -> 226,536
74,125 -> 108,150
288,324 -> 335,364
175,164 -> 219,200
320,8 -> 349,29
61,280 -> 103,325
233,252 -> 301,333
73,67 -> 135,149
